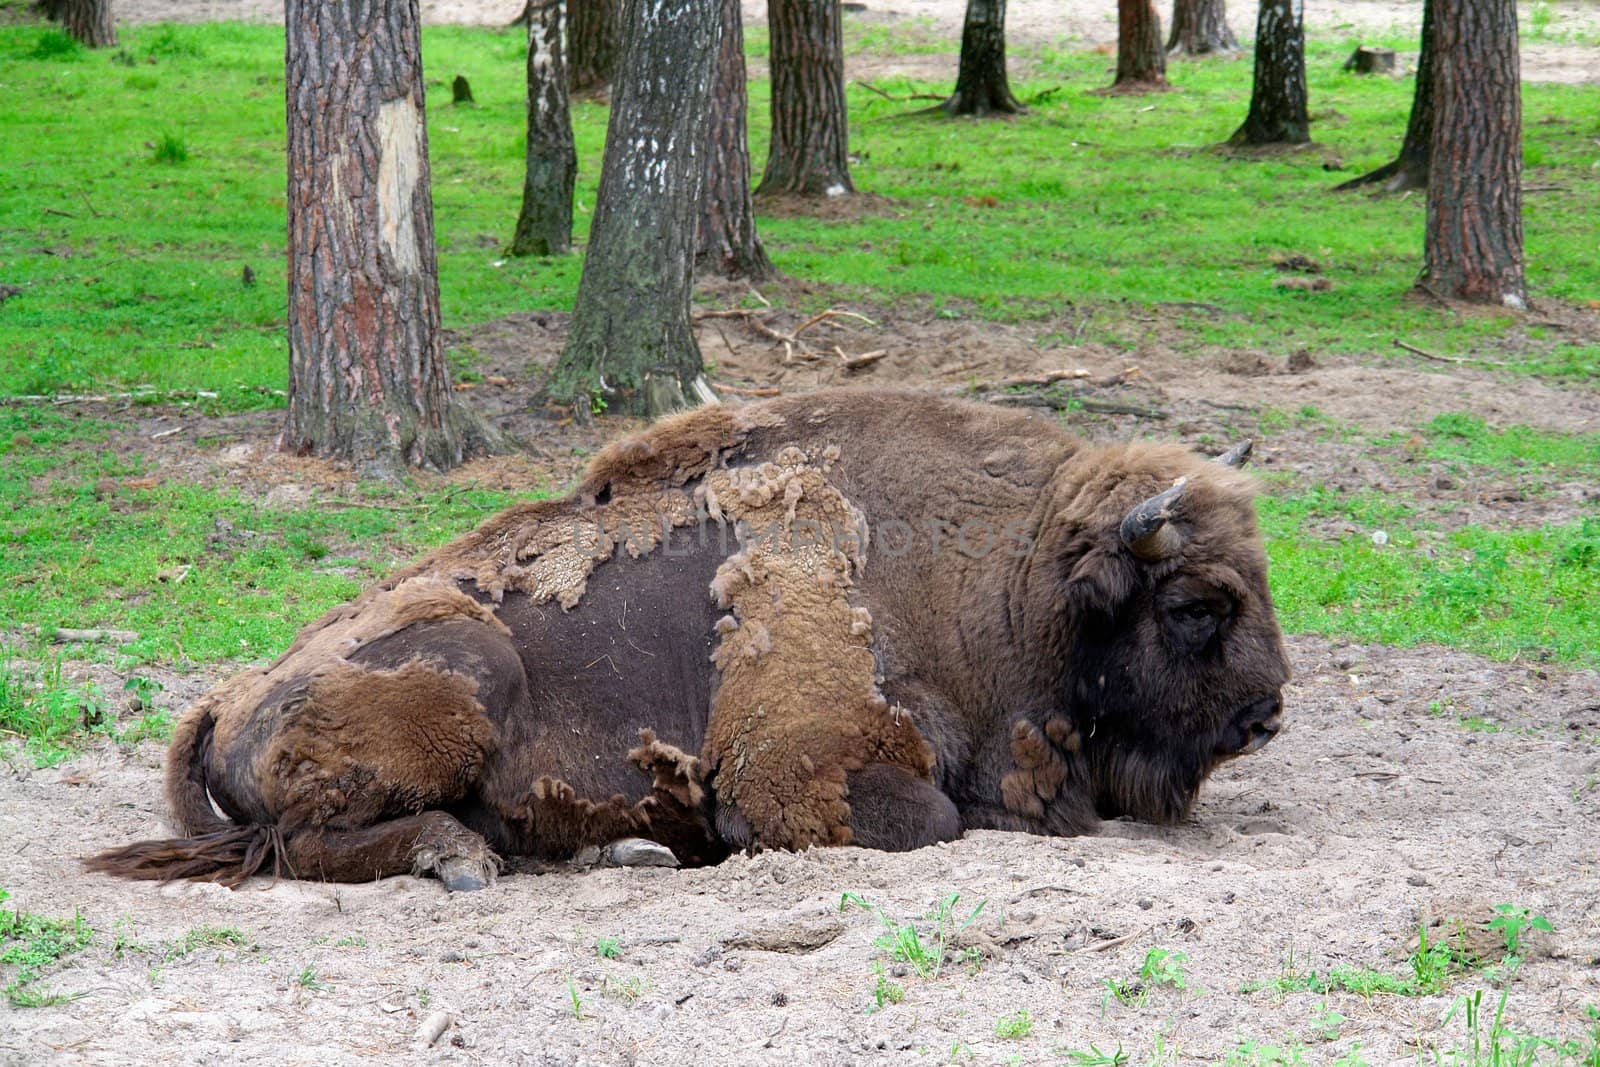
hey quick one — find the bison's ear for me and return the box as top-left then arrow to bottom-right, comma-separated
1061,543 -> 1138,617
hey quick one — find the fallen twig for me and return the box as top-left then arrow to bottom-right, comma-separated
1078,925 -> 1152,954
23,626 -> 143,644
838,347 -> 887,372
983,369 -> 1092,390
150,426 -> 185,440
853,79 -> 945,103
1079,398 -> 1168,418
0,385 -> 287,406
792,308 -> 877,337
1392,338 -> 1513,368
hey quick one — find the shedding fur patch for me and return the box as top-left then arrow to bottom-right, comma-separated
1000,717 -> 1080,820
199,576 -> 506,759
261,659 -> 495,830
699,451 -> 935,851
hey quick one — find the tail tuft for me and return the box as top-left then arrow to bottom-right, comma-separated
84,825 -> 284,887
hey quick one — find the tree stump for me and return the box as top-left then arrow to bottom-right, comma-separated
451,75 -> 474,104
1342,46 -> 1396,74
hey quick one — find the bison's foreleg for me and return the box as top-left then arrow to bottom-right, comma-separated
280,811 -> 501,891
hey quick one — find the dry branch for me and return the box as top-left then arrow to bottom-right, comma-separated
1392,338 -> 1513,368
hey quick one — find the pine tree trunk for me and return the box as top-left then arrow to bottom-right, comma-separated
1166,0 -> 1239,56
40,0 -> 115,47
698,0 -> 775,280
1230,0 -> 1309,145
568,0 -> 619,95
757,0 -> 854,198
1110,0 -> 1168,93
939,0 -> 1024,116
1334,0 -> 1434,192
511,0 -> 576,257
283,0 -> 497,477
1420,0 -> 1524,308
551,0 -> 723,416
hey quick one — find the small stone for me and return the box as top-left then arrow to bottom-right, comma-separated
1137,898 -> 1154,911
770,991 -> 788,1006
1406,874 -> 1429,887
1431,474 -> 1458,491
440,950 -> 465,963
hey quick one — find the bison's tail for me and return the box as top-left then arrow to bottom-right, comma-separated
84,824 -> 284,887
163,701 -> 232,836
85,702 -> 286,886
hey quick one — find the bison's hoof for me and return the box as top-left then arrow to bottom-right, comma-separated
600,838 -> 679,869
437,856 -> 494,892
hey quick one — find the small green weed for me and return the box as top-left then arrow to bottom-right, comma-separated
839,890 -> 987,981
601,974 -> 646,1002
868,961 -> 905,1012
1308,1002 -> 1346,1042
993,1009 -> 1033,1039
295,965 -> 327,992
1062,1045 -> 1128,1066
594,935 -> 621,960
1,888 -> 93,1007
1487,905 -> 1553,959
165,925 -> 249,962
566,975 -> 583,1020
1104,947 -> 1192,1009
151,133 -> 189,164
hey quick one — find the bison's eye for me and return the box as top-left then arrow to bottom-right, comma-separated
1166,596 -> 1230,654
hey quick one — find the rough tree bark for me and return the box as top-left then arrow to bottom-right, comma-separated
937,0 -> 1024,116
550,0 -> 724,416
1334,0 -> 1434,192
757,0 -> 854,197
511,0 -> 576,256
1166,0 -> 1239,56
697,0 -> 775,280
568,0 -> 620,95
37,0 -> 115,47
1230,0 -> 1309,145
1109,0 -> 1168,93
1419,0 -> 1524,307
283,0 -> 498,477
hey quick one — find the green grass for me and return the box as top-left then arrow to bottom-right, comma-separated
839,890 -> 987,982
2,19 -> 1597,401
1,888 -> 93,1007
1262,497 -> 1600,665
0,407 -> 522,669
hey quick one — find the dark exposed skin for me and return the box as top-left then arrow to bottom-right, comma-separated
89,391 -> 1288,890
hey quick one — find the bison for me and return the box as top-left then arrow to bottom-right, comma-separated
90,390 -> 1289,890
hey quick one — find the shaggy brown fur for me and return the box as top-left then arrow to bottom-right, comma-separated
700,451 -> 934,850
90,389 -> 1289,890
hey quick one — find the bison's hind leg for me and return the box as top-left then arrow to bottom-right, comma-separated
281,811 -> 501,891
844,764 -> 962,852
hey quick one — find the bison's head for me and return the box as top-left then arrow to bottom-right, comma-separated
1039,439 -> 1289,827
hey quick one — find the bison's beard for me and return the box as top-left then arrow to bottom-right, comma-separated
1087,740 -> 1214,825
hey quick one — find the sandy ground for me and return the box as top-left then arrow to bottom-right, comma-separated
106,0 -> 1600,85
3,636 -> 1598,1065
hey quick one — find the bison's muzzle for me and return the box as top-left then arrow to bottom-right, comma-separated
1215,694 -> 1284,758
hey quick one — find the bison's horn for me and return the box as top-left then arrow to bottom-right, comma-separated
1217,439 -> 1253,468
1120,479 -> 1186,561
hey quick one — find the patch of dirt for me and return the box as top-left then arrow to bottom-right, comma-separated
67,297 -> 1598,534
4,636 -> 1598,1064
